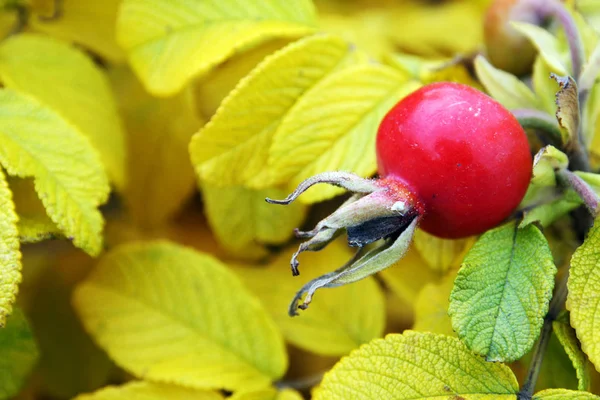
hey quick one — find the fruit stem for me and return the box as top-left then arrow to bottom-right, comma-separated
557,169 -> 600,215
512,108 -> 563,146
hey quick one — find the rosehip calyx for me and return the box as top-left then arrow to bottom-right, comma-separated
267,82 -> 532,315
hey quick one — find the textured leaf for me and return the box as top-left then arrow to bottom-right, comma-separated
75,381 -> 223,400
8,177 -> 61,243
534,389 -> 600,399
0,308 -> 39,400
449,222 -> 556,362
268,67 -> 418,203
474,55 -> 539,110
190,34 -> 358,187
567,219 -> 600,372
553,314 -> 592,391
413,274 -> 456,336
0,168 -> 21,326
234,240 -> 385,356
0,89 -> 109,255
29,0 -> 125,62
0,34 -> 126,189
553,74 -> 580,147
201,183 -> 306,260
512,22 -> 569,76
74,241 -> 287,392
110,67 -> 203,227
117,0 -> 317,95
314,331 -> 519,400
413,229 -> 473,273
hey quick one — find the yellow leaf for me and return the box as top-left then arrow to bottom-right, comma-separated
234,240 -> 385,356
75,381 -> 223,400
413,274 -> 456,337
117,0 -> 317,96
567,218 -> 600,372
201,183 -> 306,261
190,34 -> 359,187
413,229 -> 474,273
314,331 -> 519,400
0,34 -> 126,189
73,241 -> 287,392
0,89 -> 108,255
110,66 -> 203,228
0,168 -> 20,326
29,0 -> 125,63
230,387 -> 302,400
534,389 -> 600,399
268,67 -> 418,204
7,176 -> 61,243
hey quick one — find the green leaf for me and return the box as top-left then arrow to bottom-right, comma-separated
201,183 -> 307,260
0,168 -> 21,326
0,89 -> 110,256
314,331 -> 519,400
474,55 -> 539,110
73,241 -> 287,392
520,193 -> 582,228
75,381 -> 223,400
117,0 -> 317,96
533,57 -> 560,115
533,389 -> 600,399
512,22 -> 569,76
268,66 -> 418,203
0,34 -> 126,189
0,308 -> 39,400
234,240 -> 385,356
567,218 -> 600,372
449,222 -> 556,362
553,313 -> 592,391
190,34 -> 359,187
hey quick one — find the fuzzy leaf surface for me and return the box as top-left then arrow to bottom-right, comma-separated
553,314 -> 592,391
190,34 -> 356,187
234,241 -> 385,356
0,308 -> 39,399
314,331 -> 519,399
567,219 -> 600,372
74,241 -> 287,392
0,89 -> 109,255
0,168 -> 21,326
449,222 -> 556,362
75,382 -> 223,400
0,34 -> 126,189
117,0 -> 316,95
268,67 -> 418,203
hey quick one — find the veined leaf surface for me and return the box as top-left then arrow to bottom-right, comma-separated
314,331 -> 519,399
0,89 -> 109,256
74,241 -> 287,392
117,0 -> 317,95
533,389 -> 600,399
0,168 -> 20,326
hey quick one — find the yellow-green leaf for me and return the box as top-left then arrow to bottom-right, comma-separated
0,168 -> 21,326
234,240 -> 385,356
190,34 -> 357,187
230,387 -> 302,400
474,55 -> 539,110
75,382 -> 223,400
0,34 -> 126,189
0,89 -> 109,255
413,274 -> 456,336
201,182 -> 306,260
29,0 -> 125,63
268,66 -> 418,203
534,389 -> 600,399
512,22 -> 569,76
449,222 -> 557,362
413,229 -> 472,273
533,57 -> 560,115
0,308 -> 39,400
8,177 -> 61,243
314,331 -> 519,400
73,241 -> 287,392
110,67 -> 203,228
553,313 -> 592,391
567,218 -> 600,372
117,0 -> 317,96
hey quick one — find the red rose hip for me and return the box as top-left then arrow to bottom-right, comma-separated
376,82 -> 532,238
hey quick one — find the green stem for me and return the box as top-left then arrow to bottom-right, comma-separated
512,108 -> 563,146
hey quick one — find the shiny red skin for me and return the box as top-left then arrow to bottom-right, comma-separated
376,82 -> 532,238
